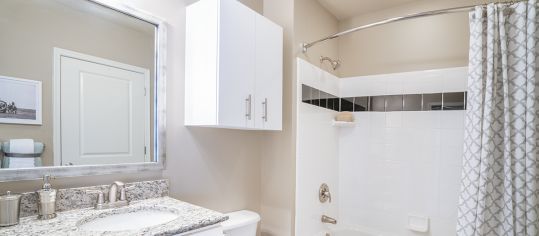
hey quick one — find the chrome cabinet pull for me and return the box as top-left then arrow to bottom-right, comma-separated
245,94 -> 252,120
262,98 -> 268,122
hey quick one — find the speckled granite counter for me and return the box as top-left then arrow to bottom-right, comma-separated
19,179 -> 170,217
0,197 -> 228,236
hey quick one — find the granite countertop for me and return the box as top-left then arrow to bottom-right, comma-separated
0,197 -> 228,236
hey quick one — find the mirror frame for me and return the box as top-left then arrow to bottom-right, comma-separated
0,0 -> 167,182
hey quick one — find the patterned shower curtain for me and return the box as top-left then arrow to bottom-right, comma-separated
456,1 -> 539,236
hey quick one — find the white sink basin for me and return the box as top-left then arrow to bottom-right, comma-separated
78,209 -> 179,232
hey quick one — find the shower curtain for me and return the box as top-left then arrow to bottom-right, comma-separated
456,1 -> 539,235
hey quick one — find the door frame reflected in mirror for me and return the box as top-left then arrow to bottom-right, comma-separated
0,0 -> 167,182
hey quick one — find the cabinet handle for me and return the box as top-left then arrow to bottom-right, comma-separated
245,94 -> 252,120
262,98 -> 268,122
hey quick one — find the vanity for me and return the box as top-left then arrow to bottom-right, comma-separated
0,180 -> 228,235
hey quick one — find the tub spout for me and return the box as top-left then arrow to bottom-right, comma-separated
321,215 -> 337,224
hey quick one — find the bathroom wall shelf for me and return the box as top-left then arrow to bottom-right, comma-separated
332,120 -> 357,127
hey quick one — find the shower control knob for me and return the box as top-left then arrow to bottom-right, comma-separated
319,183 -> 332,203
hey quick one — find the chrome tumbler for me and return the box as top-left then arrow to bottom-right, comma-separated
0,191 -> 21,227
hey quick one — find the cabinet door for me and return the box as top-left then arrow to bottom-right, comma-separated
254,15 -> 283,130
218,0 -> 256,129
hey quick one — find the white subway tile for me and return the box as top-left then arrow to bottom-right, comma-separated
438,165 -> 463,220
385,128 -> 405,144
430,218 -> 458,236
385,143 -> 405,162
386,77 -> 404,95
440,145 -> 464,167
402,111 -> 424,128
405,162 -> 439,216
386,112 -> 403,128
440,111 -> 466,129
368,145 -> 384,162
440,129 -> 465,148
403,111 -> 441,129
370,112 -> 386,128
443,67 -> 468,92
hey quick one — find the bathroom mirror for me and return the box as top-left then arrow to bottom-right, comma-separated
0,0 -> 167,181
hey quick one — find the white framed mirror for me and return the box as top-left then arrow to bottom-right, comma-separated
0,0 -> 167,181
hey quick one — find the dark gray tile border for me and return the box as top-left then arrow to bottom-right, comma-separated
300,84 -> 467,112
386,95 -> 403,112
301,84 -> 311,104
370,96 -> 386,112
353,97 -> 369,111
403,94 -> 422,111
340,97 -> 354,112
423,93 -> 443,111
442,92 -> 466,110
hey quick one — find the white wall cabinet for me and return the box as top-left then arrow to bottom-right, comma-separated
185,0 -> 283,130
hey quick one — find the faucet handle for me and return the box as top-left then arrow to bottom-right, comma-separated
86,190 -> 105,206
113,181 -> 127,201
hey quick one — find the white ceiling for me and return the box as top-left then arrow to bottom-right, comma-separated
317,0 -> 419,20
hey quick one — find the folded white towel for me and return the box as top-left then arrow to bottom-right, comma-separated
8,139 -> 35,168
8,158 -> 35,168
10,139 -> 34,154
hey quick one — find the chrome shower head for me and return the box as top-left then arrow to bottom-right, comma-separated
320,56 -> 341,70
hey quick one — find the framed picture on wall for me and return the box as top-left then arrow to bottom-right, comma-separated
0,75 -> 42,125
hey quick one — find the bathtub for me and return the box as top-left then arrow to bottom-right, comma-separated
318,226 -> 382,236
325,229 -> 377,236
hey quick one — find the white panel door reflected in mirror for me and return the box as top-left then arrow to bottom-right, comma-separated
55,49 -> 150,166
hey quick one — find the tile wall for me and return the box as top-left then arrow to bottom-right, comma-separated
296,58 -> 468,236
339,111 -> 465,236
335,63 -> 467,236
295,58 -> 340,236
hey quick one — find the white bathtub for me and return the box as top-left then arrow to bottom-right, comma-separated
327,229 -> 377,236
318,226 -> 382,236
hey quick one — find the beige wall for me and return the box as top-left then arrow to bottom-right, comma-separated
337,0 -> 486,77
257,0 -> 340,235
259,0 -> 295,235
295,0 -> 340,76
239,0 -> 263,14
0,0 -> 155,165
155,0 -> 263,214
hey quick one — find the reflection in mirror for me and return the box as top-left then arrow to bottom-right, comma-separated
0,0 -> 158,169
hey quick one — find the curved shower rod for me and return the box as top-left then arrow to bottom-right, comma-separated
301,0 -> 527,53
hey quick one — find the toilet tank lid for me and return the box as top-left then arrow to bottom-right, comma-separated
222,210 -> 261,231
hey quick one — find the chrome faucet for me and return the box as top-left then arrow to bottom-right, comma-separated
321,215 -> 337,224
87,181 -> 128,210
108,181 -> 126,203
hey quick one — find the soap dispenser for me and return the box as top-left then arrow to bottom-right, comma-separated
36,175 -> 57,220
